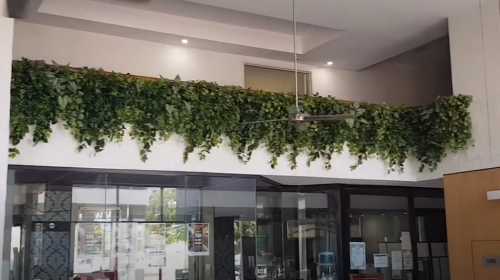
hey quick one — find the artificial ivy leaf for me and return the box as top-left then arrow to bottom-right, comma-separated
184,101 -> 192,113
69,81 -> 78,93
345,118 -> 355,128
165,104 -> 174,115
8,59 -> 473,174
57,96 -> 64,108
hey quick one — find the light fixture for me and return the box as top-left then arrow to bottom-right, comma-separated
181,39 -> 188,44
381,214 -> 385,216
326,61 -> 333,66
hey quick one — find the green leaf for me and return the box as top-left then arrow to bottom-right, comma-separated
8,59 -> 474,173
346,118 -> 355,128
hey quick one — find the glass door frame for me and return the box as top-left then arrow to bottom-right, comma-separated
413,207 -> 448,280
339,185 -> 444,280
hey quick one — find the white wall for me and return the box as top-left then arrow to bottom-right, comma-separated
421,0 -> 500,178
13,22 -> 449,106
8,22 -> 452,183
0,1 -> 13,278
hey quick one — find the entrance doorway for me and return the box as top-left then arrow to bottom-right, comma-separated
7,168 -> 342,280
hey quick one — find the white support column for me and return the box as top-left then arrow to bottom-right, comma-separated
447,0 -> 500,173
0,1 -> 13,279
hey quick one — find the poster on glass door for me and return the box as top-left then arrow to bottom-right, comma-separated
349,242 -> 366,270
187,223 -> 210,256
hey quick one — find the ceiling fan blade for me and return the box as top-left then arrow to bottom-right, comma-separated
293,122 -> 309,131
241,118 -> 289,125
304,114 -> 357,122
287,105 -> 299,114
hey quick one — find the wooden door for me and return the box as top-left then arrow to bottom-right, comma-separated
472,241 -> 500,280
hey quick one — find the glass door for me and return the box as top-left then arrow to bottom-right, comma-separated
348,194 -> 413,280
184,175 -> 257,280
292,190 -> 340,280
256,192 -> 284,280
414,208 -> 449,280
112,223 -> 179,280
75,222 -> 174,280
253,187 -> 342,280
75,222 -> 113,273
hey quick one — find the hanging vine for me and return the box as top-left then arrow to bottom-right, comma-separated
9,59 -> 473,172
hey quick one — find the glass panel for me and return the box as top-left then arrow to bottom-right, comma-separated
163,187 -> 186,222
74,184 -> 118,222
417,243 -> 429,257
185,175 -> 256,280
350,216 -> 362,238
4,170 -> 17,280
8,167 -> 192,280
417,258 -> 433,280
414,197 -> 445,209
17,169 -> 108,280
256,191 -> 283,280
117,187 -> 161,222
431,243 -> 446,257
414,212 -> 447,242
165,223 -> 188,279
115,223 -> 140,279
349,195 -> 411,280
432,258 -> 442,280
350,194 -> 408,210
75,222 -> 112,273
109,222 -> 187,280
440,257 -> 450,280
288,189 -> 340,280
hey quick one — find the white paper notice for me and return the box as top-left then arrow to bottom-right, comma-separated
403,251 -> 413,269
401,231 -> 412,250
350,242 -> 366,270
391,251 -> 403,270
374,253 -> 389,268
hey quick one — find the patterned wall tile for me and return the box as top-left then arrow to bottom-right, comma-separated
30,191 -> 72,280
32,191 -> 72,222
214,217 -> 235,280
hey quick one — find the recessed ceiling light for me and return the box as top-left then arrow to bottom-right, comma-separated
181,39 -> 188,44
326,61 -> 333,66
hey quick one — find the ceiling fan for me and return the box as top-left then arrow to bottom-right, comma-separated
242,0 -> 356,131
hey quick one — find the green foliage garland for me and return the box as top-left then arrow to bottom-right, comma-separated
9,59 -> 473,172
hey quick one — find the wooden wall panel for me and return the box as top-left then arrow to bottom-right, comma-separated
444,168 -> 500,280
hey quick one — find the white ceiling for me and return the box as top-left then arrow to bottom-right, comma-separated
21,0 -> 476,70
